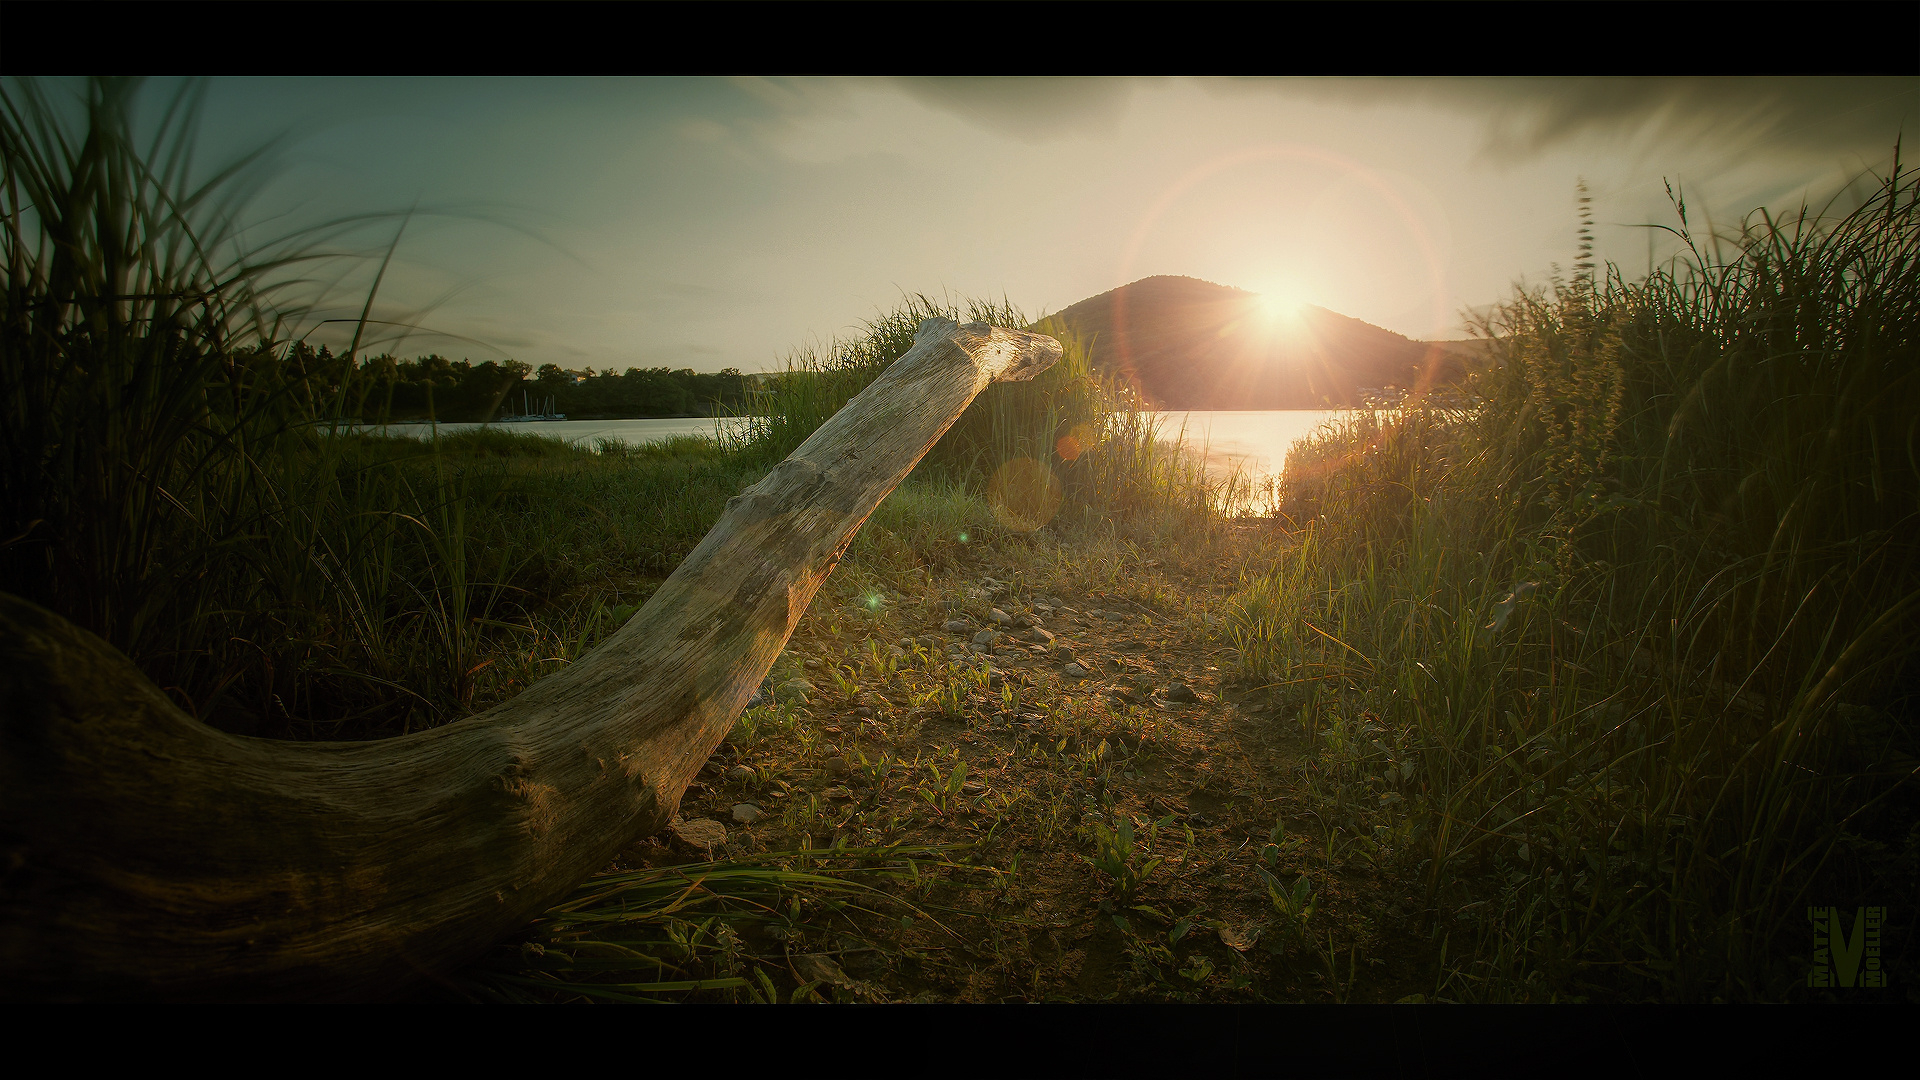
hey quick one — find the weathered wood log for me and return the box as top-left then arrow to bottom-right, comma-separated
0,317 -> 1061,1000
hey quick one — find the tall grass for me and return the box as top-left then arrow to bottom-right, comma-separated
0,77 -> 305,658
1230,158 -> 1919,1001
0,79 -> 762,739
738,293 -> 1226,545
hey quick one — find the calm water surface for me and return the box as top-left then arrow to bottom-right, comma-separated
380,410 -> 1350,508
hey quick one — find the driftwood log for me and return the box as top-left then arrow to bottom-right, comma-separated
0,317 -> 1061,1000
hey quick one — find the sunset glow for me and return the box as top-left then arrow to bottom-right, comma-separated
1255,290 -> 1306,324
105,76 -> 1911,375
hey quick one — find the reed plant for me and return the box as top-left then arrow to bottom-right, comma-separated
0,79 -> 763,739
1229,157 -> 1919,1000
738,294 -> 1228,546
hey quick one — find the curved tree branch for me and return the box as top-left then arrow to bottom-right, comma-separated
0,317 -> 1061,1000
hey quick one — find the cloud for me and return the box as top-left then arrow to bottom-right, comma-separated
891,77 -> 1140,142
1217,77 -> 1917,163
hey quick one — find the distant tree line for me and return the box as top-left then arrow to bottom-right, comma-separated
283,343 -> 750,422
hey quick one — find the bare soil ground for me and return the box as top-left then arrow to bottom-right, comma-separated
589,530 -> 1435,1002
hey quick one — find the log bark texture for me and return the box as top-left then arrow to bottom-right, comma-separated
0,317 -> 1060,1000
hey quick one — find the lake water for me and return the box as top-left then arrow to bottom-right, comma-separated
376,409 -> 1350,509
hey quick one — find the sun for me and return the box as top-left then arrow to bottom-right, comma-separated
1254,288 -> 1307,325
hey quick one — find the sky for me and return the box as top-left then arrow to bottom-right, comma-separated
121,76 -> 1920,373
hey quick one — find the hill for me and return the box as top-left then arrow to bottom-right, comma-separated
1041,276 -> 1467,409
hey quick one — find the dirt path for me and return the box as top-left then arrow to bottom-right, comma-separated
605,547 -> 1433,1002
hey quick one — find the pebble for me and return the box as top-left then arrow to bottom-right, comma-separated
726,764 -> 757,783
853,706 -> 873,718
731,803 -> 763,824
1025,627 -> 1055,645
972,628 -> 998,646
775,678 -> 817,704
668,817 -> 728,854
943,619 -> 972,634
824,786 -> 853,800
1166,682 -> 1199,703
803,657 -> 822,669
1217,924 -> 1256,952
887,645 -> 907,659
1051,645 -> 1076,663
1062,662 -> 1091,678
824,756 -> 851,778
792,953 -> 856,989
989,608 -> 1012,624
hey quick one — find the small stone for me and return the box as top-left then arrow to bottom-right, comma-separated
943,619 -> 972,634
972,629 -> 998,646
1166,682 -> 1199,704
731,803 -> 763,824
824,786 -> 853,800
970,643 -> 991,655
775,678 -> 816,704
726,764 -> 757,783
745,689 -> 768,709
792,953 -> 856,990
853,705 -> 873,718
668,817 -> 728,855
803,657 -> 822,670
1025,627 -> 1055,645
887,645 -> 907,659
1063,662 -> 1091,678
916,635 -> 939,649
989,608 -> 1012,624
961,781 -> 985,795
824,756 -> 851,778
1051,645 -> 1076,663
1217,924 -> 1257,952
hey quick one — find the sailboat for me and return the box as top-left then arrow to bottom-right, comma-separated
498,390 -> 567,422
